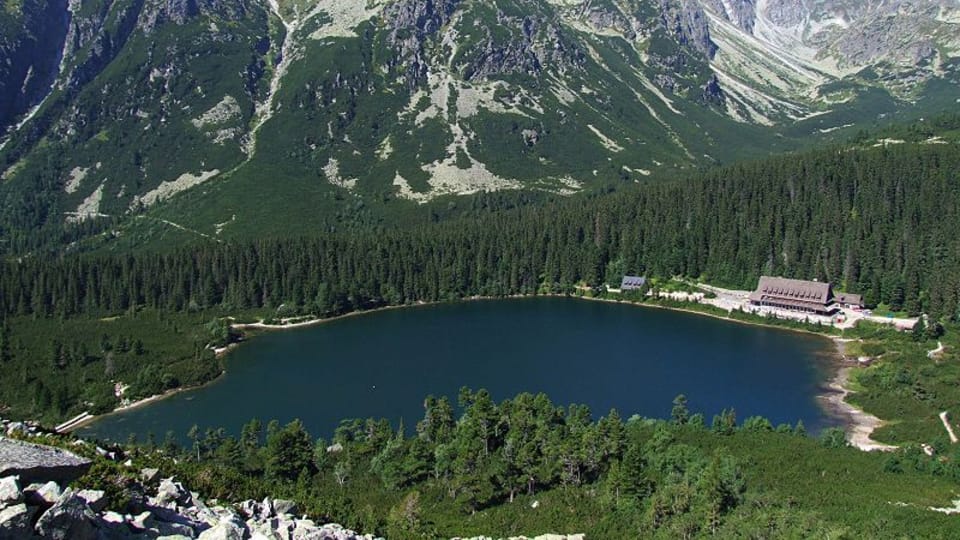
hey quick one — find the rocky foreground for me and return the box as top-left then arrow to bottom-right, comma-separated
0,428 -> 583,540
1,468 -> 376,539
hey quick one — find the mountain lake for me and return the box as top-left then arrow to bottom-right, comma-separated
77,297 -> 843,442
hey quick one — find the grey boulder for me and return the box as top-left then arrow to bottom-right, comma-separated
153,477 -> 192,507
0,503 -> 35,540
24,480 -> 61,505
75,489 -> 107,512
198,520 -> 246,540
272,499 -> 298,517
0,476 -> 20,505
34,489 -> 98,540
0,438 -> 91,485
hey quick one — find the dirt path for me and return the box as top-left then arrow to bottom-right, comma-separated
940,411 -> 959,443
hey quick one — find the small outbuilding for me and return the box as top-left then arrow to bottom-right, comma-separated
834,292 -> 864,309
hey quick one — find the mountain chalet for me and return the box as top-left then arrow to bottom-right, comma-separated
748,276 -> 863,316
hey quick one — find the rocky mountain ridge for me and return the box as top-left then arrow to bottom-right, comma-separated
0,0 -> 957,248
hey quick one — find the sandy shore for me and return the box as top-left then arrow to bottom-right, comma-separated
62,383 -> 217,433
819,342 -> 898,452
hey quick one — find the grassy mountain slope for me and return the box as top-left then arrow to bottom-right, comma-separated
0,0 -> 957,252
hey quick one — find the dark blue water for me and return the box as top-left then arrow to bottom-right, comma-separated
77,298 -> 840,442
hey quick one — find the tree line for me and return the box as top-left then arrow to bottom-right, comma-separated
2,142 -> 959,320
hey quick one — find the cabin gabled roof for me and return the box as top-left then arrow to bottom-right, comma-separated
621,275 -> 646,288
749,276 -> 833,307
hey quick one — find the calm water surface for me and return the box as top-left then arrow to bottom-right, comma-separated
78,298 -> 840,442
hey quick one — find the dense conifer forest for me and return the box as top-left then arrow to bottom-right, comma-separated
3,142 -> 959,320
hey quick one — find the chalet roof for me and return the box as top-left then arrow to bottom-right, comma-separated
835,292 -> 863,306
621,276 -> 646,288
748,276 -> 833,306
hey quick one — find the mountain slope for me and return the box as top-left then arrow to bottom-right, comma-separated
0,0 -> 957,249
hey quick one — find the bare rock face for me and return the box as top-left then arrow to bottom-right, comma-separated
0,438 -> 91,485
660,0 -> 718,59
0,0 -> 70,137
701,0 -> 756,33
382,0 -> 464,85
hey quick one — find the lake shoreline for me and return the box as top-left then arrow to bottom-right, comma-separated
71,294 -> 887,448
63,384 -> 213,434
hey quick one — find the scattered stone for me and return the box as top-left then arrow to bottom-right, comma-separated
75,489 -> 106,512
239,499 -> 260,519
34,489 -> 98,540
0,433 -> 390,539
130,509 -> 156,530
0,503 -> 35,539
100,510 -> 124,525
0,438 -> 92,485
0,476 -> 20,505
141,467 -> 161,483
197,520 -> 245,540
272,499 -> 297,517
156,519 -> 197,537
23,481 -> 61,505
154,477 -> 193,507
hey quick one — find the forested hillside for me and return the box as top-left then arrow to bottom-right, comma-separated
1,0 -> 957,255
1,137 -> 959,429
3,141 -> 959,320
